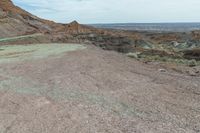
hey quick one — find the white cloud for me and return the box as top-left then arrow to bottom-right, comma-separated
13,0 -> 200,23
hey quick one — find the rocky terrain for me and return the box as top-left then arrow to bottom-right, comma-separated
1,0 -> 200,65
0,0 -> 200,132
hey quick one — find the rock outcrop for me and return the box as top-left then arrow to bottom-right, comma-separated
1,0 -> 200,62
0,0 -> 56,37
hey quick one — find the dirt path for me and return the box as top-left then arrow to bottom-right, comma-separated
0,44 -> 200,133
0,34 -> 43,43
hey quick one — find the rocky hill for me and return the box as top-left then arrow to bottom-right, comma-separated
0,0 -> 91,35
1,0 -> 200,65
0,0 -> 140,51
0,0 -> 53,37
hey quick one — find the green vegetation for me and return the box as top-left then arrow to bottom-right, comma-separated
0,43 -> 86,63
127,39 -> 200,67
127,52 -> 200,67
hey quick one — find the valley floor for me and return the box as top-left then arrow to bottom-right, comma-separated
0,44 -> 200,132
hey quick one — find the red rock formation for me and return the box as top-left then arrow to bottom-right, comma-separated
0,0 -> 96,36
0,0 -> 28,15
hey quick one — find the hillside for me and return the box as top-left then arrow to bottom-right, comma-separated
0,1 -> 200,132
0,0 -> 54,37
0,0 -> 92,36
1,0 -> 200,67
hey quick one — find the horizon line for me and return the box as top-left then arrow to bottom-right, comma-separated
86,22 -> 200,25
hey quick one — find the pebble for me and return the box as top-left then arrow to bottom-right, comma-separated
159,69 -> 167,73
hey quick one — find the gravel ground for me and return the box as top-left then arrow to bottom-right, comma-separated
0,44 -> 200,133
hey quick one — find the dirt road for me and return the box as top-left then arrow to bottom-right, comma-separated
0,43 -> 200,133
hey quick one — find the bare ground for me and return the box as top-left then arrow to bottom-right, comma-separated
0,44 -> 200,133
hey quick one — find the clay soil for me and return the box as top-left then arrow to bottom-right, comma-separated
0,44 -> 200,133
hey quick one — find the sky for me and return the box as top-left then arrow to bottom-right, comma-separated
13,0 -> 200,24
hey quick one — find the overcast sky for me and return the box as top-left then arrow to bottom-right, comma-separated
13,0 -> 200,24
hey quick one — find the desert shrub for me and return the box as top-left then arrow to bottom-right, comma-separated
152,55 -> 160,61
187,59 -> 197,67
176,59 -> 185,64
183,48 -> 200,60
126,52 -> 141,59
160,57 -> 168,62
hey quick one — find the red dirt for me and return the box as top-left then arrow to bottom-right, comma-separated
0,45 -> 200,132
